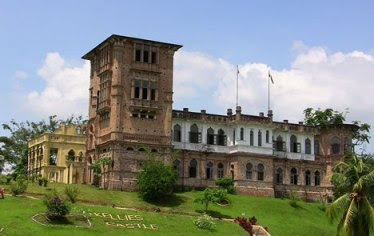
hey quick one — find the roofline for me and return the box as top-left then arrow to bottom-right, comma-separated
82,34 -> 183,60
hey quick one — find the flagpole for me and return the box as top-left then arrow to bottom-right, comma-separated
268,71 -> 270,111
236,65 -> 239,108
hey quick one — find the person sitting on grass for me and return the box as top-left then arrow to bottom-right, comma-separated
0,186 -> 4,199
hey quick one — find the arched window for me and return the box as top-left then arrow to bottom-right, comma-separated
258,130 -> 262,147
217,163 -> 224,178
189,159 -> 197,178
173,124 -> 181,142
126,147 -> 134,151
67,149 -> 75,161
266,130 -> 269,143
207,128 -> 215,145
76,126 -> 81,135
138,148 -> 145,152
217,129 -> 226,146
276,168 -> 283,184
276,135 -> 284,151
250,130 -> 254,146
246,163 -> 253,179
290,135 -> 299,153
305,170 -> 311,186
331,136 -> 340,154
189,124 -> 200,143
240,128 -> 244,140
173,159 -> 180,175
314,139 -> 320,155
290,168 -> 298,185
315,171 -> 321,186
78,152 -> 83,162
206,162 -> 213,179
257,164 -> 264,181
344,137 -> 351,154
305,138 -> 311,154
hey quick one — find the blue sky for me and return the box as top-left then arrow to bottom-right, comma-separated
0,0 -> 373,152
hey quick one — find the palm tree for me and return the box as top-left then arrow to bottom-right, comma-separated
98,157 -> 112,189
327,153 -> 374,236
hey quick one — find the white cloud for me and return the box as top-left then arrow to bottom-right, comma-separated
25,52 -> 90,118
174,46 -> 374,152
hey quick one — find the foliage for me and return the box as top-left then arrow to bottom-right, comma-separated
136,147 -> 178,201
303,108 -> 371,150
97,157 -> 112,189
65,186 -> 80,203
10,175 -> 28,196
0,115 -> 87,175
234,217 -> 255,236
288,190 -> 300,208
44,193 -> 70,220
326,153 -> 374,236
194,188 -> 227,213
193,214 -> 216,230
215,177 -> 235,194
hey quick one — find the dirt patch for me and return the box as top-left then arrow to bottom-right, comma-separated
32,213 -> 91,228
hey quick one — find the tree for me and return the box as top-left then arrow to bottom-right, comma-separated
194,188 -> 227,213
98,157 -> 112,189
136,148 -> 178,201
303,108 -> 370,150
327,153 -> 374,236
89,162 -> 101,186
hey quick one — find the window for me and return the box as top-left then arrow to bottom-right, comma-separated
331,136 -> 340,154
142,81 -> 148,99
67,149 -> 75,161
315,171 -> 321,186
189,159 -> 197,178
246,163 -> 253,179
258,130 -> 262,147
290,168 -> 298,185
50,148 -> 58,165
217,163 -> 224,178
150,81 -> 157,100
266,130 -> 269,143
257,164 -> 264,181
305,170 -> 311,186
305,138 -> 311,154
250,130 -> 254,146
207,128 -> 215,145
151,47 -> 157,64
276,168 -> 283,184
290,135 -> 300,153
314,139 -> 320,155
143,45 -> 150,63
173,159 -> 180,175
217,129 -> 226,146
344,137 -> 351,154
135,44 -> 142,62
233,130 -> 236,145
76,126 -> 81,135
189,124 -> 200,143
173,124 -> 181,142
206,162 -> 213,179
134,80 -> 140,99
276,136 -> 285,151
240,128 -> 244,140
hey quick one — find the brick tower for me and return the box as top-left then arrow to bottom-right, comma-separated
82,35 -> 182,190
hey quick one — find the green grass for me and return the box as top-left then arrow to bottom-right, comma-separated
1,182 -> 337,235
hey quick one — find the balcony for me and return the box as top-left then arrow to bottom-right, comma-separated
129,99 -> 158,110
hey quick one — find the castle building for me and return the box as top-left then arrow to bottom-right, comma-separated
82,35 -> 355,200
27,123 -> 86,184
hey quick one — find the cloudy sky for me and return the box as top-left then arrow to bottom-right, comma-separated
0,0 -> 373,152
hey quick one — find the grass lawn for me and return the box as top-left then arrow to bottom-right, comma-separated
0,196 -> 244,236
1,182 -> 337,235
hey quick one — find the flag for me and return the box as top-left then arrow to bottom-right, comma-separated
268,71 -> 274,84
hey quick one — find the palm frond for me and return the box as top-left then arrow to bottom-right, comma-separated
343,199 -> 358,234
362,197 -> 374,233
327,193 -> 351,223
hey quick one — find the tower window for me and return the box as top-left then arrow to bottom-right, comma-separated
240,128 -> 244,140
143,46 -> 149,63
258,130 -> 262,147
135,44 -> 142,62
151,47 -> 157,64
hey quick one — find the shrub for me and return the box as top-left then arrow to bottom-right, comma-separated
42,177 -> 48,187
44,193 -> 70,220
193,214 -> 216,230
215,177 -> 235,194
38,178 -> 43,186
64,186 -> 79,203
6,176 -> 12,184
289,190 -> 300,208
234,217 -> 255,236
136,160 -> 177,201
29,174 -> 37,183
10,175 -> 28,196
194,188 -> 227,212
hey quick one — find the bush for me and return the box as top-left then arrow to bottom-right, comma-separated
10,175 -> 28,196
136,160 -> 177,201
42,177 -> 48,187
193,214 -> 216,230
44,193 -> 70,220
6,176 -> 12,184
215,177 -> 235,194
234,217 -> 255,236
194,188 -> 227,212
38,178 -> 43,186
29,174 -> 38,183
64,186 -> 79,203
289,190 -> 300,208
